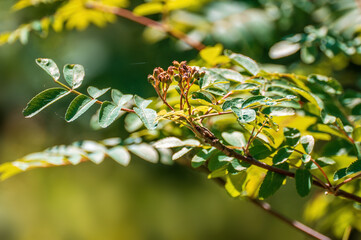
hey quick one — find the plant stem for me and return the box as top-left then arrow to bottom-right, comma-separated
53,78 -> 135,113
335,172 -> 361,191
193,124 -> 361,203
293,149 -> 332,189
85,2 -> 205,51
248,198 -> 332,240
195,166 -> 332,240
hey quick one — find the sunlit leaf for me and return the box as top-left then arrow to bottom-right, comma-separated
87,86 -> 110,99
134,95 -> 158,130
23,88 -> 70,118
231,107 -> 256,123
35,58 -> 60,80
65,95 -> 96,122
107,146 -> 130,166
300,135 -> 315,154
225,51 -> 260,76
98,101 -> 123,128
63,64 -> 85,89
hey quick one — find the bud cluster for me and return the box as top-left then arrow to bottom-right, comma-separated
148,61 -> 205,111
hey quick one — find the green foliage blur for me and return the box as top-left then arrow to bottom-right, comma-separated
0,0 -> 360,239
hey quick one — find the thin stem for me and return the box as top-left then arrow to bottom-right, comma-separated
85,2 -> 205,51
335,172 -> 361,191
293,149 -> 332,189
193,124 -> 361,203
249,199 -> 331,240
196,111 -> 234,120
53,79 -> 135,113
194,166 -> 331,240
246,120 -> 267,152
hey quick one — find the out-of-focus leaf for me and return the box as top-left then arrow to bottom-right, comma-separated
107,146 -> 131,166
128,143 -> 158,163
191,148 -> 216,168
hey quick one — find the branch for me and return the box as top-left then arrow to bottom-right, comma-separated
248,199 -> 331,240
193,124 -> 361,203
85,2 -> 206,51
196,166 -> 332,240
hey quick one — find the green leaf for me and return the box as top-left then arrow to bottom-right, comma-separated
133,95 -> 158,130
128,143 -> 158,163
225,172 -> 247,197
346,160 -> 361,175
300,135 -> 315,154
290,87 -> 324,110
208,155 -> 232,171
111,89 -> 133,106
191,148 -> 216,168
306,157 -> 336,170
242,96 -> 267,108
258,163 -> 288,199
295,169 -> 312,197
283,127 -> 301,146
262,107 -> 295,116
23,88 -> 70,118
35,58 -> 60,80
107,146 -> 130,166
231,107 -> 256,123
273,147 -> 293,165
208,165 -> 228,179
98,101 -> 123,128
226,51 -> 260,76
172,147 -> 192,160
221,131 -> 246,148
222,98 -> 244,111
65,95 -> 96,122
308,124 -> 348,141
87,86 -> 110,99
63,64 -> 85,89
207,68 -> 244,82
249,140 -> 273,160
191,91 -> 215,104
352,127 -> 361,142
333,168 -> 347,181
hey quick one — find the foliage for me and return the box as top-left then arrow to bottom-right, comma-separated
1,0 -> 361,239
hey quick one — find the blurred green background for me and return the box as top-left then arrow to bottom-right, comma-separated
0,0 -> 360,239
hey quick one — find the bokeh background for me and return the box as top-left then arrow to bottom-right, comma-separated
0,0 -> 360,239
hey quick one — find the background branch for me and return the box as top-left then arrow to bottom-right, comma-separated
86,2 -> 206,51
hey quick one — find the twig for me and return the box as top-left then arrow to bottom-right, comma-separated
53,76 -> 135,113
85,2 -> 206,51
335,172 -> 361,191
249,199 -> 332,240
195,166 -> 331,240
193,124 -> 361,203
